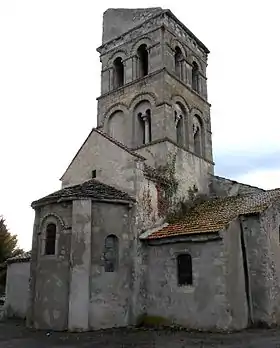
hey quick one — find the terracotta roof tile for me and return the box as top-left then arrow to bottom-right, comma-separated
31,179 -> 134,208
146,189 -> 280,240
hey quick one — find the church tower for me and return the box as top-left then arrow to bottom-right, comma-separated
96,8 -> 213,175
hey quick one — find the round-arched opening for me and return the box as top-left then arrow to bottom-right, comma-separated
192,61 -> 199,92
137,44 -> 148,77
174,46 -> 183,78
113,57 -> 124,88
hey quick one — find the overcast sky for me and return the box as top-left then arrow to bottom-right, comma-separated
1,1 -> 280,250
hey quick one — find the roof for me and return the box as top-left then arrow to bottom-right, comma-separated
60,128 -> 145,180
6,251 -> 31,264
144,189 -> 280,240
32,179 -> 134,208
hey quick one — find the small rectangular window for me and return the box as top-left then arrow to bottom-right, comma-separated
177,254 -> 193,286
92,170 -> 97,179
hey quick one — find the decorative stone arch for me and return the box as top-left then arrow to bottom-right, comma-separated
172,96 -> 190,148
102,103 -> 130,144
171,95 -> 190,113
105,50 -> 128,70
102,103 -> 129,127
190,108 -> 205,157
130,37 -> 153,56
190,107 -> 204,122
188,55 -> 202,71
129,92 -> 157,110
131,97 -> 154,147
131,37 -> 153,79
170,39 -> 187,58
39,213 -> 66,256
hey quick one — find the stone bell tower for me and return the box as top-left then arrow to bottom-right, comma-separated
96,8 -> 214,194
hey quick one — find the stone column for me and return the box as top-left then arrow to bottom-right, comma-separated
125,57 -> 133,84
140,113 -> 150,144
68,199 -> 92,331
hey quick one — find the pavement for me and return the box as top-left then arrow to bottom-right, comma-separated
2,320 -> 280,347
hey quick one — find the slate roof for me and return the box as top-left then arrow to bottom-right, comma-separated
32,179 -> 134,207
144,189 -> 280,240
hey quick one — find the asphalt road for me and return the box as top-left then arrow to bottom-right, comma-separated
1,320 -> 280,347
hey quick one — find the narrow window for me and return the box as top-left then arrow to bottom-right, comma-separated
193,116 -> 203,156
192,61 -> 199,92
92,170 -> 97,179
45,223 -> 56,255
113,57 -> 124,88
104,235 -> 119,272
175,111 -> 183,146
146,109 -> 152,143
137,44 -> 148,77
177,254 -> 193,286
174,46 -> 183,78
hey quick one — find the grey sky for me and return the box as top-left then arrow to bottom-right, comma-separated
1,0 -> 280,250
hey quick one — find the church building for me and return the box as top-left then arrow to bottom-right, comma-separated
27,8 -> 280,332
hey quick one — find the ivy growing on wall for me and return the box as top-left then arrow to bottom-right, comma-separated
144,151 -> 179,217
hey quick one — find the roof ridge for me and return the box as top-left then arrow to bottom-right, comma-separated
92,128 -> 145,160
31,179 -> 134,208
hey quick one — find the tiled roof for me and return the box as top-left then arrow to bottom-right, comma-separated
145,189 -> 280,240
6,251 -> 31,264
32,179 -> 134,207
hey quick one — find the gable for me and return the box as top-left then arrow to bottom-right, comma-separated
60,128 -> 144,194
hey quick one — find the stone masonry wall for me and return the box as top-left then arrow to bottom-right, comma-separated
241,204 -> 280,326
145,234 -> 234,331
210,175 -> 264,198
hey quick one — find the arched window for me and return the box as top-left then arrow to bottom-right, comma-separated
193,115 -> 203,156
113,57 -> 124,88
191,61 -> 199,92
174,46 -> 183,79
134,100 -> 152,147
137,44 -> 148,77
45,223 -> 56,255
177,254 -> 193,286
104,235 -> 119,272
175,113 -> 183,146
174,103 -> 184,146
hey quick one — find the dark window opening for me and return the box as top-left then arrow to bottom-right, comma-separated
138,112 -> 145,144
177,253 -> 193,286
45,223 -> 56,255
137,44 -> 148,77
146,109 -> 152,143
176,115 -> 183,146
92,170 -> 97,179
104,235 -> 119,272
113,57 -> 124,88
174,46 -> 183,78
192,61 -> 199,92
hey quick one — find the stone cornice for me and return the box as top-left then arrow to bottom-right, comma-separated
165,69 -> 211,107
97,9 -> 209,58
134,137 -> 215,165
96,68 -> 165,101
